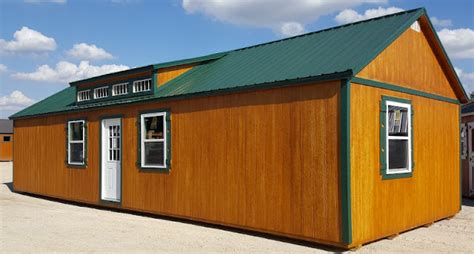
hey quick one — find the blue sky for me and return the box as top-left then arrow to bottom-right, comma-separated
0,0 -> 473,118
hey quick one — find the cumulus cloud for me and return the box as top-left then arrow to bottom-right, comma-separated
430,17 -> 452,27
0,64 -> 7,73
0,26 -> 57,53
0,90 -> 35,111
12,61 -> 129,83
67,43 -> 114,61
455,67 -> 474,93
182,0 -> 387,37
438,28 -> 474,59
335,6 -> 404,24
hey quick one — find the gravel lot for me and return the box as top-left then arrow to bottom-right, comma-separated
1,162 -> 473,253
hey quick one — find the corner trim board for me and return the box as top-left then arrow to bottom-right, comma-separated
352,77 -> 459,104
340,79 -> 352,244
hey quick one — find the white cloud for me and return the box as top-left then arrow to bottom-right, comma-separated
335,6 -> 404,24
0,64 -> 7,73
182,0 -> 387,37
12,61 -> 129,83
24,0 -> 66,3
0,90 -> 35,111
67,43 -> 114,61
0,27 -> 57,53
430,17 -> 452,27
455,67 -> 474,93
438,28 -> 474,59
278,22 -> 306,37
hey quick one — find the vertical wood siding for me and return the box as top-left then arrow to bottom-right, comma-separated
0,134 -> 13,161
13,80 -> 342,245
357,24 -> 458,99
157,65 -> 194,86
350,83 -> 460,246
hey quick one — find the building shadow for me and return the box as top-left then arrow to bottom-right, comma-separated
462,198 -> 474,207
3,182 -> 14,192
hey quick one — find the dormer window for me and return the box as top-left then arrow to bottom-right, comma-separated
112,83 -> 128,96
77,90 -> 91,102
133,79 -> 151,93
94,86 -> 109,99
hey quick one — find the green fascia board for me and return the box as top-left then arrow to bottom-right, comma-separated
152,52 -> 228,70
69,65 -> 153,86
352,77 -> 460,104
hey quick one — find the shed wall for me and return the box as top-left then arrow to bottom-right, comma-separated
350,83 -> 460,246
13,80 -> 342,245
0,134 -> 13,161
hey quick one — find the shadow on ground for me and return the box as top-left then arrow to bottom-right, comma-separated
463,198 -> 474,207
3,182 -> 13,192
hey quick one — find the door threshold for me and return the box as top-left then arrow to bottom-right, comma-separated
101,198 -> 120,203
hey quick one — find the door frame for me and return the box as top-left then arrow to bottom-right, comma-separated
468,122 -> 474,195
99,115 -> 123,205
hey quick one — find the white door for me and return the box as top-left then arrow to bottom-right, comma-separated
468,122 -> 474,195
101,118 -> 121,202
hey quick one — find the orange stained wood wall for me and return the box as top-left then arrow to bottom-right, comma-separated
350,22 -> 461,246
461,114 -> 474,197
357,20 -> 458,100
0,134 -> 13,161
13,80 -> 343,246
157,64 -> 194,86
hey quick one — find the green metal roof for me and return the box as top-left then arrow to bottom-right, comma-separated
11,8 -> 463,119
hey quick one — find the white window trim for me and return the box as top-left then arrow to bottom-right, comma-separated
461,123 -> 467,160
77,90 -> 91,102
133,78 -> 152,93
386,101 -> 412,175
68,120 -> 86,165
112,83 -> 129,96
140,112 -> 167,168
94,86 -> 109,99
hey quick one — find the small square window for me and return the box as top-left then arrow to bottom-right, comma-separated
3,136 -> 11,142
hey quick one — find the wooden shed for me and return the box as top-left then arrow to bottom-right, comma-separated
9,8 -> 468,249
0,119 -> 13,161
461,102 -> 474,198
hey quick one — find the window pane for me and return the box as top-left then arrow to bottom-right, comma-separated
144,141 -> 164,166
3,136 -> 11,142
388,105 -> 408,136
70,122 -> 84,141
144,115 -> 164,139
389,140 -> 408,170
70,143 -> 84,163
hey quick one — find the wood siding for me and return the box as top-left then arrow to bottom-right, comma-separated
157,65 -> 194,86
350,83 -> 460,246
357,24 -> 458,99
13,80 -> 343,246
0,134 -> 13,161
77,71 -> 152,90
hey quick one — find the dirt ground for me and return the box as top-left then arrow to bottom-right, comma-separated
1,162 -> 473,253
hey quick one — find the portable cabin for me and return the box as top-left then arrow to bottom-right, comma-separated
0,119 -> 13,161
461,102 -> 474,198
9,8 -> 468,249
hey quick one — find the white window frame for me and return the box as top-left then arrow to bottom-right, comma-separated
77,90 -> 91,102
112,83 -> 129,96
386,101 -> 412,175
461,123 -> 468,160
140,112 -> 167,168
68,120 -> 86,165
94,86 -> 109,99
133,78 -> 152,93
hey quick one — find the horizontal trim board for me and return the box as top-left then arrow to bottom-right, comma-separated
11,71 -> 353,120
352,77 -> 459,104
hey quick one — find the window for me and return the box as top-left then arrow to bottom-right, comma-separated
461,124 -> 467,160
140,111 -> 170,169
94,86 -> 109,99
112,83 -> 128,96
3,136 -> 11,142
380,96 -> 413,178
77,90 -> 91,102
133,79 -> 151,93
68,120 -> 86,165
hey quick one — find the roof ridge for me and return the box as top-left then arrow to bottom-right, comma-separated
232,8 -> 424,52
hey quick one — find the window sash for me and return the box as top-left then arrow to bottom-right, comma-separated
385,101 -> 411,174
133,79 -> 151,93
94,86 -> 109,99
140,112 -> 167,168
112,83 -> 128,96
68,120 -> 85,165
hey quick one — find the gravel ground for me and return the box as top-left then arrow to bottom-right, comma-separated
1,162 -> 473,253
